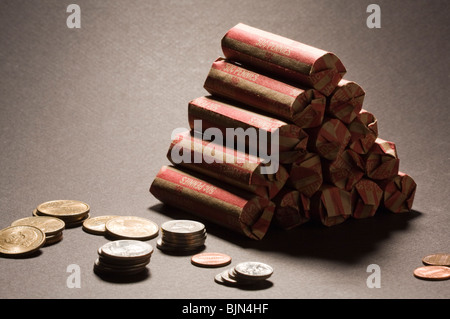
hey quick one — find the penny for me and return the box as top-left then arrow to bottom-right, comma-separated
11,216 -> 65,236
191,252 -> 232,268
413,266 -> 450,281
422,253 -> 450,267
82,215 -> 119,235
0,225 -> 46,256
234,261 -> 273,280
36,200 -> 90,222
105,216 -> 159,240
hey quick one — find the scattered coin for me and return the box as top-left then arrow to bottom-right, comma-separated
11,216 -> 65,236
157,220 -> 206,254
0,225 -> 46,256
82,215 -> 119,235
105,216 -> 159,240
34,200 -> 90,228
413,266 -> 450,281
191,252 -> 232,268
422,253 -> 450,267
94,240 -> 153,276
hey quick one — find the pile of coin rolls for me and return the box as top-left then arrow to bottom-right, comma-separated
149,23 -> 417,239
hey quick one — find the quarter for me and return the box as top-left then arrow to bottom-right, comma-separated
234,261 -> 273,280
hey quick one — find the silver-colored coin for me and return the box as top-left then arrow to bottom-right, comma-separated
161,220 -> 205,236
99,240 -> 153,260
234,261 -> 273,280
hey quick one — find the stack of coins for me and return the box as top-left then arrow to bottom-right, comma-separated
94,240 -> 153,277
215,261 -> 273,287
11,216 -> 65,246
33,200 -> 90,228
157,220 -> 206,253
0,225 -> 46,257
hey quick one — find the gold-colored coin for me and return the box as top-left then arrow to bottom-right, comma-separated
0,225 -> 46,256
82,215 -> 119,235
422,253 -> 450,267
105,216 -> 159,240
11,216 -> 65,236
36,200 -> 90,222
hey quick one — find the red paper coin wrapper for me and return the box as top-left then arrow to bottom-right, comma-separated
150,166 -> 275,240
310,184 -> 352,226
327,79 -> 365,124
272,187 -> 310,230
347,109 -> 378,154
188,95 -> 309,164
286,152 -> 323,197
378,172 -> 417,213
166,130 -> 288,199
351,178 -> 383,219
204,57 -> 326,128
365,138 -> 400,180
221,23 -> 346,96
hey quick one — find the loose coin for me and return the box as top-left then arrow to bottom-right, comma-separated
11,216 -> 65,236
36,200 -> 90,222
83,215 -> 119,235
0,225 -> 46,256
422,253 -> 450,267
191,252 -> 232,268
234,261 -> 274,281
105,216 -> 159,240
413,266 -> 450,281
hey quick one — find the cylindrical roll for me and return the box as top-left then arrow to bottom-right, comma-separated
365,138 -> 400,180
204,58 -> 326,128
322,149 -> 365,191
378,172 -> 417,213
310,184 -> 352,226
149,166 -> 275,240
287,152 -> 323,197
327,79 -> 365,124
272,188 -> 310,230
188,96 -> 309,164
221,23 -> 347,96
166,130 -> 288,199
306,118 -> 351,161
347,109 -> 378,154
351,178 -> 383,219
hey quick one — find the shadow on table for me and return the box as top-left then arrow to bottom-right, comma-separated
149,203 -> 422,264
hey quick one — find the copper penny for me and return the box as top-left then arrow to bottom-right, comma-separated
191,252 -> 231,268
422,253 -> 450,267
413,266 -> 450,281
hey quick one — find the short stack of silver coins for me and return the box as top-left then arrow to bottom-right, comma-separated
94,240 -> 153,276
157,220 -> 206,253
215,261 -> 274,287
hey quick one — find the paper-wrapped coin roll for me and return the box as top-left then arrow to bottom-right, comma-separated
322,149 -> 365,191
306,118 -> 351,161
327,79 -> 365,124
272,188 -> 310,230
286,152 -> 323,197
149,166 -> 275,240
310,184 -> 352,226
365,138 -> 399,180
347,109 -> 378,154
351,179 -> 383,219
188,96 -> 309,164
166,130 -> 288,199
204,58 -> 326,128
378,172 -> 417,213
221,23 -> 346,96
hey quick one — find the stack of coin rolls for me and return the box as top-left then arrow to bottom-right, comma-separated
149,23 -> 416,237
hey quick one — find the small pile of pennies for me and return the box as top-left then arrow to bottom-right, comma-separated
413,253 -> 450,281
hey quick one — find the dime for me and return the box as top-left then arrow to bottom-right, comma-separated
105,216 -> 159,240
99,240 -> 154,261
191,252 -> 232,268
83,215 -> 119,235
11,216 -> 65,236
234,261 -> 274,280
422,253 -> 450,267
0,225 -> 46,256
36,200 -> 90,222
413,266 -> 450,281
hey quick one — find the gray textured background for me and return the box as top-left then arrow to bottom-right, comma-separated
0,0 -> 448,299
